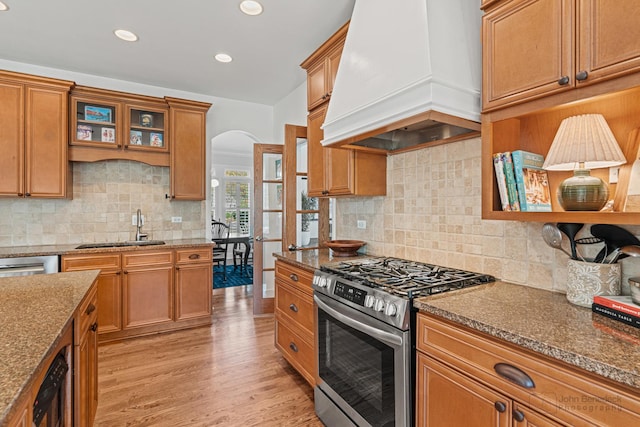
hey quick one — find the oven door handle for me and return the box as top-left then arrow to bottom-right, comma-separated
314,295 -> 402,347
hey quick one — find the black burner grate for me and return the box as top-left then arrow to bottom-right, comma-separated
321,257 -> 494,298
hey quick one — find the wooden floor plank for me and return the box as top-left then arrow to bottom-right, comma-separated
94,286 -> 323,426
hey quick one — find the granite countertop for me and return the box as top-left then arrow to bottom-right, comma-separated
273,249 -> 367,272
0,238 -> 214,258
0,270 -> 100,425
415,281 -> 640,390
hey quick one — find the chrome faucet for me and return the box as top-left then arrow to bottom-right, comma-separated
135,209 -> 148,241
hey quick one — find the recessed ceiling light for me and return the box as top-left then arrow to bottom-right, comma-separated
0,2 -> 9,11
215,53 -> 233,63
114,29 -> 138,42
239,1 -> 263,16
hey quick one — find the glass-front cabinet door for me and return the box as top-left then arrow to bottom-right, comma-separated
70,96 -> 120,148
126,104 -> 168,152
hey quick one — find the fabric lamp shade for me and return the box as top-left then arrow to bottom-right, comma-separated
542,114 -> 626,211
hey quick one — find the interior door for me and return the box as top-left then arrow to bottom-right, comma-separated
283,124 -> 329,250
253,144 -> 283,315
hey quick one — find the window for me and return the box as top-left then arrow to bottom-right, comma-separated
225,180 -> 251,234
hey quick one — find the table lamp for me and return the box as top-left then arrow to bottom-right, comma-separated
542,114 -> 626,211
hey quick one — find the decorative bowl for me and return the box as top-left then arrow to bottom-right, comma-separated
324,240 -> 366,257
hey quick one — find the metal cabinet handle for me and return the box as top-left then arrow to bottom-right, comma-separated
255,235 -> 263,241
90,322 -> 98,332
494,401 -> 506,413
289,303 -> 298,313
289,342 -> 299,353
576,70 -> 589,81
494,363 -> 535,389
86,303 -> 96,315
189,254 -> 200,260
557,75 -> 570,85
25,193 -> 31,197
512,409 -> 525,422
289,273 -> 299,282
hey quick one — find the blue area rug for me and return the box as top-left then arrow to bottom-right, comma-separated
213,265 -> 253,288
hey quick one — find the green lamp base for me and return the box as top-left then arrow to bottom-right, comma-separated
557,169 -> 608,211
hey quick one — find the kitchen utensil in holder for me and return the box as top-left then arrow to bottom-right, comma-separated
566,259 -> 621,307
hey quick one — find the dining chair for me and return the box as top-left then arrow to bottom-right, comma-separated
233,240 -> 253,277
211,220 -> 231,281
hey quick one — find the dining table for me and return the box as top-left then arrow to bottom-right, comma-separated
223,233 -> 252,272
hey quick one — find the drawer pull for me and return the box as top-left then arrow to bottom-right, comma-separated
494,401 -> 506,413
289,273 -> 299,282
289,342 -> 299,353
557,75 -> 570,86
494,363 -> 535,389
86,303 -> 96,315
289,303 -> 299,313
90,322 -> 98,332
189,254 -> 200,260
512,409 -> 525,422
576,70 -> 589,81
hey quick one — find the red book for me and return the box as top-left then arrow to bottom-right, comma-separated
592,295 -> 640,318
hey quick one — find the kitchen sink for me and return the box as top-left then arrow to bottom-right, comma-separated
75,240 -> 166,249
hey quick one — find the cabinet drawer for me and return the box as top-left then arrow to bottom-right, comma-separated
123,250 -> 173,267
276,280 -> 314,335
175,247 -> 212,264
275,261 -> 313,295
76,283 -> 98,342
275,319 -> 315,386
62,253 -> 120,271
417,314 -> 640,426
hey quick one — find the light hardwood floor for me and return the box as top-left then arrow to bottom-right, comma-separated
94,285 -> 323,426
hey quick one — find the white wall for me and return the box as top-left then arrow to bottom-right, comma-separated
273,82 -> 308,144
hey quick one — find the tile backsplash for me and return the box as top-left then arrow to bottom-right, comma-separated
334,136 -> 640,294
0,160 -> 206,247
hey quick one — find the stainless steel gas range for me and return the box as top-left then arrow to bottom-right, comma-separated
312,257 -> 495,427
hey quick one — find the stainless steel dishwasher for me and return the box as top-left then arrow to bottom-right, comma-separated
0,255 -> 59,277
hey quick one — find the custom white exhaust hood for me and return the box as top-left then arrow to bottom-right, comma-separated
322,0 -> 482,152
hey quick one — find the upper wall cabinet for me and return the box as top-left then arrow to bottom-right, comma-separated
0,70 -> 74,198
482,0 -> 640,112
69,86 -> 170,166
166,97 -> 212,201
481,1 -> 640,225
301,22 -> 387,198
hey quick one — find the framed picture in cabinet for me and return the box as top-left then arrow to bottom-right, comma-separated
150,132 -> 163,147
84,106 -> 112,123
77,125 -> 92,141
130,130 -> 142,145
101,127 -> 115,142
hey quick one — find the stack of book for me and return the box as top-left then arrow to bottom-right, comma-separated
493,150 -> 552,212
592,295 -> 640,329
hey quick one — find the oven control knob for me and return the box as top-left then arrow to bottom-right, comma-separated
374,298 -> 385,312
317,277 -> 328,288
364,295 -> 376,308
384,303 -> 398,317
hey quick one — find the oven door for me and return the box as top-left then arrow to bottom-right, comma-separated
314,292 -> 411,427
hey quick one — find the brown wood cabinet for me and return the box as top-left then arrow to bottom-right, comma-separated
0,70 -> 73,198
301,23 -> 387,198
122,250 -> 174,330
482,0 -> 640,112
75,284 -> 98,427
274,260 -> 316,386
481,1 -> 640,224
62,253 -> 122,336
166,97 -> 212,201
69,86 -> 170,166
62,245 -> 213,343
175,247 -> 213,321
416,313 -> 640,426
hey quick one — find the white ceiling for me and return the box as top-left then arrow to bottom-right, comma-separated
0,0 -> 355,106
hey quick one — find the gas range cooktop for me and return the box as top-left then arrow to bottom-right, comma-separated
319,257 -> 495,299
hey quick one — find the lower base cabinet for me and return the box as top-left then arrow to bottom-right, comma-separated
75,284 -> 99,427
416,313 -> 640,427
274,260 -> 316,386
62,245 -> 212,342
